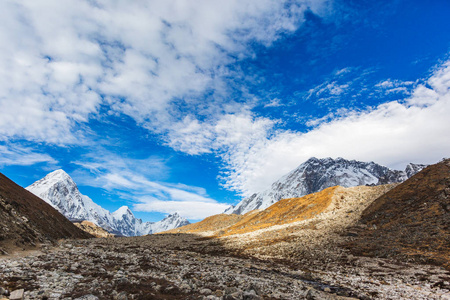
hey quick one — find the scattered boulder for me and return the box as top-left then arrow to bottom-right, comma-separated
9,289 -> 24,300
74,295 -> 99,300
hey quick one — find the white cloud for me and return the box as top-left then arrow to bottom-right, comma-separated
305,107 -> 357,128
0,0 -> 329,144
264,98 -> 283,108
306,80 -> 351,103
104,172 -> 229,220
0,144 -> 57,166
305,67 -> 411,106
72,150 -> 227,220
166,112 -> 275,155
375,79 -> 416,95
335,67 -> 352,76
221,59 -> 450,196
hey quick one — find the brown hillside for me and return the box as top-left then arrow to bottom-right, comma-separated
74,221 -> 116,238
344,159 -> 450,269
0,172 -> 92,253
164,187 -> 338,237
221,186 -> 338,236
164,214 -> 244,235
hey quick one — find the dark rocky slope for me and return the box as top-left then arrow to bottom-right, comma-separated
344,159 -> 450,269
0,172 -> 92,254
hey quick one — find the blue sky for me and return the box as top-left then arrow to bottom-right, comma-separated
1,0 -> 449,222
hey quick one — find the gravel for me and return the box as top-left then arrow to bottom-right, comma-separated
0,234 -> 449,299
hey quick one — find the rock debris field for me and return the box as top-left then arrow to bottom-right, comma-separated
1,234 -> 449,300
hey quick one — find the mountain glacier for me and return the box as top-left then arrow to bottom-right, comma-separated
26,170 -> 189,236
224,157 -> 427,215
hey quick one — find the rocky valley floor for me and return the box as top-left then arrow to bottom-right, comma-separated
0,234 -> 449,300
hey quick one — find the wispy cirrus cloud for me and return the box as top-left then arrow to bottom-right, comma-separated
72,149 -> 228,219
303,67 -> 379,107
306,80 -> 350,102
375,79 -> 416,95
0,144 -> 57,167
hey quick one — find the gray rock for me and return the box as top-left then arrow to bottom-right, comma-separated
115,291 -> 128,300
200,288 -> 213,295
224,287 -> 239,295
9,289 -> 24,300
243,290 -> 262,300
306,288 -> 335,300
440,293 -> 450,300
225,291 -> 243,300
74,295 -> 99,300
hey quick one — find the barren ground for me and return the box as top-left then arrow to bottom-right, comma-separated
0,233 -> 449,300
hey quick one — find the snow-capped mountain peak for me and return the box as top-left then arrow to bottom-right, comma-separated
405,163 -> 428,178
150,212 -> 190,234
26,170 -> 190,236
224,157 -> 427,215
26,169 -> 73,196
112,206 -> 133,219
26,169 -> 108,225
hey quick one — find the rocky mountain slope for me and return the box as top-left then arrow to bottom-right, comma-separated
167,158 -> 449,272
164,213 -> 245,236
0,172 -> 91,254
344,159 -> 450,269
225,157 -> 426,215
165,184 -> 395,239
26,170 -> 189,236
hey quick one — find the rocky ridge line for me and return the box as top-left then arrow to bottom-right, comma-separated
225,157 -> 426,215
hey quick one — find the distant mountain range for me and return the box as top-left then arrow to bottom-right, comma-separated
22,157 -> 428,236
224,157 -> 427,215
26,170 -> 189,236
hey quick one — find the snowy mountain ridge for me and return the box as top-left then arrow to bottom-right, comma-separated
26,170 -> 189,236
224,157 -> 427,215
